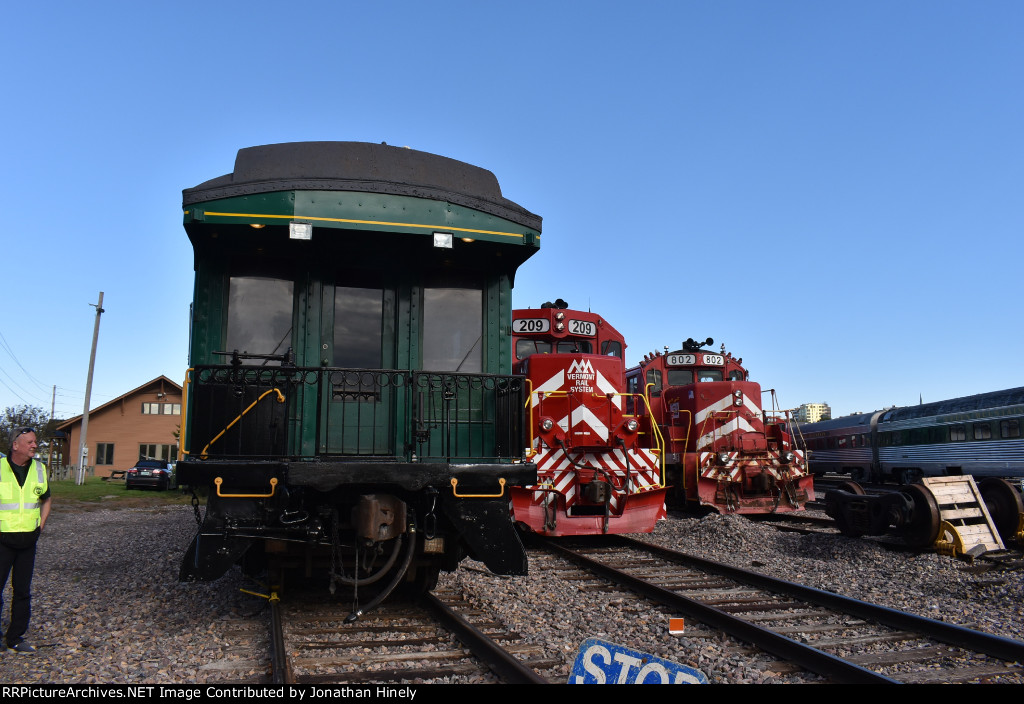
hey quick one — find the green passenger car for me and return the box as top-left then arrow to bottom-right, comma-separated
176,142 -> 541,609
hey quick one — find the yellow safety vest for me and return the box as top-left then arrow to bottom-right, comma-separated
0,457 -> 48,533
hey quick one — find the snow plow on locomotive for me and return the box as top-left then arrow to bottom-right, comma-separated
627,337 -> 813,514
510,301 -> 667,535
175,142 -> 540,612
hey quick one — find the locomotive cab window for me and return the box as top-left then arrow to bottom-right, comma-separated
667,370 -> 694,386
728,370 -> 745,381
698,369 -> 723,382
646,369 -> 662,397
601,340 -> 622,357
226,276 -> 295,365
516,339 -> 552,359
556,340 -> 593,353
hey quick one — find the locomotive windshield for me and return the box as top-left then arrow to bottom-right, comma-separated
667,370 -> 693,385
698,369 -> 723,382
557,340 -> 592,353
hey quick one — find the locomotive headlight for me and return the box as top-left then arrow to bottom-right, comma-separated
781,451 -> 794,464
540,418 -> 554,432
717,451 -> 730,465
555,312 -> 565,321
733,389 -> 743,406
624,418 -> 639,433
555,322 -> 565,331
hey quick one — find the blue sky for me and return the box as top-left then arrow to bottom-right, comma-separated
1,1 -> 1021,421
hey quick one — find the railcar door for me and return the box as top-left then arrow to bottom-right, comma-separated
320,283 -> 399,456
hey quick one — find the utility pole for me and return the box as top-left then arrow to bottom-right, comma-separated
47,384 -> 55,473
76,292 -> 105,486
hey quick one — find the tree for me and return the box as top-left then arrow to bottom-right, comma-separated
1,405 -> 53,455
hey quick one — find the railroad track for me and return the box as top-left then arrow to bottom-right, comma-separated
266,589 -> 553,684
538,535 -> 1024,684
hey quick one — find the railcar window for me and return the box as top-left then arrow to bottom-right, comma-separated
698,369 -> 723,382
973,423 -> 993,440
601,340 -> 622,357
556,340 -> 593,353
423,288 -> 482,372
333,287 -> 384,368
226,276 -> 294,365
1001,419 -> 1021,438
667,370 -> 694,386
950,425 -> 966,442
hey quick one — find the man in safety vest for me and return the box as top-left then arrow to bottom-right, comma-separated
0,426 -> 51,654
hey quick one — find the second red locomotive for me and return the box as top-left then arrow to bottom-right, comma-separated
627,337 -> 813,514
510,301 -> 667,535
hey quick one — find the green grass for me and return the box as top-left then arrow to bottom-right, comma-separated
48,476 -> 202,509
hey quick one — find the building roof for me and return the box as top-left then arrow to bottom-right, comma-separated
57,376 -> 183,430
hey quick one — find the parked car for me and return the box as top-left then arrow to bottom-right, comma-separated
125,460 -> 173,490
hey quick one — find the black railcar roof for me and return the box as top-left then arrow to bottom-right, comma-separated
182,141 -> 541,232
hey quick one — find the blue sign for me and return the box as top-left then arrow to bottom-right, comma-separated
569,638 -> 708,684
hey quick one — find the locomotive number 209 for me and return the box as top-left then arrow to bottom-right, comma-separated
513,318 -> 550,333
568,320 -> 596,336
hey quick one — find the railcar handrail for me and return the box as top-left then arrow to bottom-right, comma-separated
201,388 -> 286,459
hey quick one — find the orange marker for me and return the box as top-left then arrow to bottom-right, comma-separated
669,618 -> 685,635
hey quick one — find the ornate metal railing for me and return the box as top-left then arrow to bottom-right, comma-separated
184,365 -> 525,462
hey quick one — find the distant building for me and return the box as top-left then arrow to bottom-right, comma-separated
794,402 -> 831,423
57,376 -> 182,477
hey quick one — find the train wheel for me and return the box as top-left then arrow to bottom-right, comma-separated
978,478 -> 1024,544
830,481 -> 866,537
901,484 -> 941,550
836,480 -> 865,495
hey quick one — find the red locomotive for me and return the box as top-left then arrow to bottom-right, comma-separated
627,337 -> 813,514
510,300 -> 667,535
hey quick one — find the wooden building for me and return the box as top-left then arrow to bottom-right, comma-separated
57,376 -> 183,477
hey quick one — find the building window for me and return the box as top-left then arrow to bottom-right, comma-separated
139,444 -> 178,462
142,403 -> 181,415
96,443 -> 114,465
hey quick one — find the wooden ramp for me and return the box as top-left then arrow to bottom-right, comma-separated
922,477 -> 1004,558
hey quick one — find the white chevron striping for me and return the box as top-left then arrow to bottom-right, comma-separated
594,369 -> 623,410
696,416 -> 758,450
532,370 -> 565,408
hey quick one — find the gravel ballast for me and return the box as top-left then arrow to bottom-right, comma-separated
2,506 -> 1022,684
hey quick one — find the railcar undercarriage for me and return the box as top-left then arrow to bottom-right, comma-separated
179,459 -> 533,616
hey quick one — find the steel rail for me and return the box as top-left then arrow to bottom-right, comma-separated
614,535 -> 1024,664
269,600 -> 294,685
421,593 -> 548,684
540,538 -> 897,684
